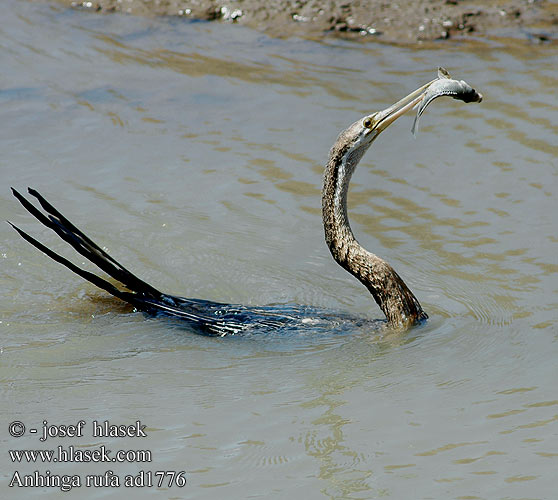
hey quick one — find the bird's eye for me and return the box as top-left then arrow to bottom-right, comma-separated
363,118 -> 373,129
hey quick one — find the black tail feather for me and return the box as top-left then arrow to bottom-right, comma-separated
9,188 -> 377,336
10,188 -> 162,301
7,221 -> 143,306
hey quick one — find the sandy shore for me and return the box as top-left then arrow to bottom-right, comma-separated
60,0 -> 557,43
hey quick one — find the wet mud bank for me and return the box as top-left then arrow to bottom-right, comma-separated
59,0 -> 557,43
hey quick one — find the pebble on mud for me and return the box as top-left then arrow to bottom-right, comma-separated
56,0 -> 557,44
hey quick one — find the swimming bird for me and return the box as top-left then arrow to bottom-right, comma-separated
9,73 -> 479,335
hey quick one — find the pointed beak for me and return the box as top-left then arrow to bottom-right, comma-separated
372,79 -> 436,133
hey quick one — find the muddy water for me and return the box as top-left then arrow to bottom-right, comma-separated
1,1 -> 557,498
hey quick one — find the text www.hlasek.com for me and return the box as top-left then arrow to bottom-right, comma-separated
10,446 -> 151,464
8,419 -> 187,491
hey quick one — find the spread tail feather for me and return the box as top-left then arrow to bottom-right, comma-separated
10,187 -> 163,303
9,188 -> 311,336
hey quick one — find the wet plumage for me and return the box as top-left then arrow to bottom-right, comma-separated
9,68 -> 482,334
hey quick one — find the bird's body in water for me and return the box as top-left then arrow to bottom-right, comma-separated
9,69 -> 481,336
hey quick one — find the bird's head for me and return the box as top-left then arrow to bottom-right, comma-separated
329,80 -> 436,181
335,79 -> 436,167
350,80 -> 436,150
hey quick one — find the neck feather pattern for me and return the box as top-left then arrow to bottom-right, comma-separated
322,139 -> 427,329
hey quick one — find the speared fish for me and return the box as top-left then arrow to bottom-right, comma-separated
411,67 -> 483,136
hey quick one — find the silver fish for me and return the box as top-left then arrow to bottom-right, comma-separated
411,67 -> 483,136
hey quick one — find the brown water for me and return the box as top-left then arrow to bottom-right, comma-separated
1,1 -> 557,498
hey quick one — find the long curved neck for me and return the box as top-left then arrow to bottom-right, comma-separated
322,139 -> 427,329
